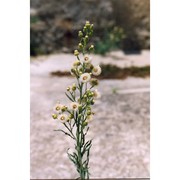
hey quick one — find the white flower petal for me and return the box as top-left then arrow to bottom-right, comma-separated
83,54 -> 92,63
53,103 -> 62,113
93,89 -> 101,99
92,65 -> 101,76
80,73 -> 91,83
58,114 -> 68,123
70,102 -> 79,111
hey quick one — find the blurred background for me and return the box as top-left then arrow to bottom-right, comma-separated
30,0 -> 150,55
30,0 -> 150,179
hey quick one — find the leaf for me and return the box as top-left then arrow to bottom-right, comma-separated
65,92 -> 74,102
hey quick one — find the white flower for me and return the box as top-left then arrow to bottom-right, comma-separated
83,54 -> 92,63
92,65 -> 101,76
70,102 -> 79,111
53,103 -> 62,113
80,73 -> 91,83
58,114 -> 68,123
93,89 -> 101,99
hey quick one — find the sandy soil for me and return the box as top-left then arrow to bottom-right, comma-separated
30,51 -> 150,179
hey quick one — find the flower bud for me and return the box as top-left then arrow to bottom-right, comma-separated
73,60 -> 81,67
78,43 -> 83,49
61,106 -> 67,112
67,87 -> 70,91
87,110 -> 91,115
72,87 -> 76,91
69,114 -> 74,119
85,21 -> 90,27
78,114 -> 82,119
71,68 -> 76,73
83,121 -> 88,126
78,31 -> 83,37
88,92 -> 94,97
91,100 -> 95,105
74,50 -> 79,56
89,45 -> 94,51
72,83 -> 76,91
90,78 -> 99,86
85,35 -> 88,40
52,114 -> 58,119
78,105 -> 82,111
83,26 -> 87,32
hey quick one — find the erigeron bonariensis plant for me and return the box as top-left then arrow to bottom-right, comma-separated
52,21 -> 101,179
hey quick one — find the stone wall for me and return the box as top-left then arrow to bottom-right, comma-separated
30,0 -> 150,55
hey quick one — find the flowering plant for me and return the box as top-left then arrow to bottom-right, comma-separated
52,21 -> 101,179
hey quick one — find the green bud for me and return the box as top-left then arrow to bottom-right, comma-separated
78,31 -> 83,37
85,35 -> 88,40
69,114 -> 74,119
78,43 -> 83,49
91,100 -> 95,105
61,106 -> 67,112
88,92 -> 94,97
67,87 -> 70,91
78,105 -> 82,111
83,121 -> 88,126
78,114 -> 82,119
87,111 -> 91,116
71,68 -> 76,73
90,64 -> 94,70
72,86 -> 76,91
83,26 -> 87,32
72,84 -> 76,91
90,78 -> 99,86
84,94 -> 87,98
52,114 -> 57,119
79,67 -> 83,72
85,21 -> 91,27
74,50 -> 79,56
89,45 -> 94,51
73,60 -> 81,67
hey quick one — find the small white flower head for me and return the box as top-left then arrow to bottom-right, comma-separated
93,89 -> 101,99
58,114 -> 68,123
83,54 -> 92,64
92,65 -> 101,76
70,102 -> 79,111
80,73 -> 91,83
53,103 -> 62,113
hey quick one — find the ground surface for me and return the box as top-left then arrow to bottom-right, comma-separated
30,51 -> 150,179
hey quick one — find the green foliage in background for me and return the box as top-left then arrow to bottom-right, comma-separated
100,64 -> 150,79
94,27 -> 125,55
30,15 -> 39,24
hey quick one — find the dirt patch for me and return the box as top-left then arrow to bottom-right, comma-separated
50,64 -> 150,79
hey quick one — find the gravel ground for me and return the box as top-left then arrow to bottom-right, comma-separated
30,52 -> 150,179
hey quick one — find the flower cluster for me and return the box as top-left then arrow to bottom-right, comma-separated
52,21 -> 101,179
